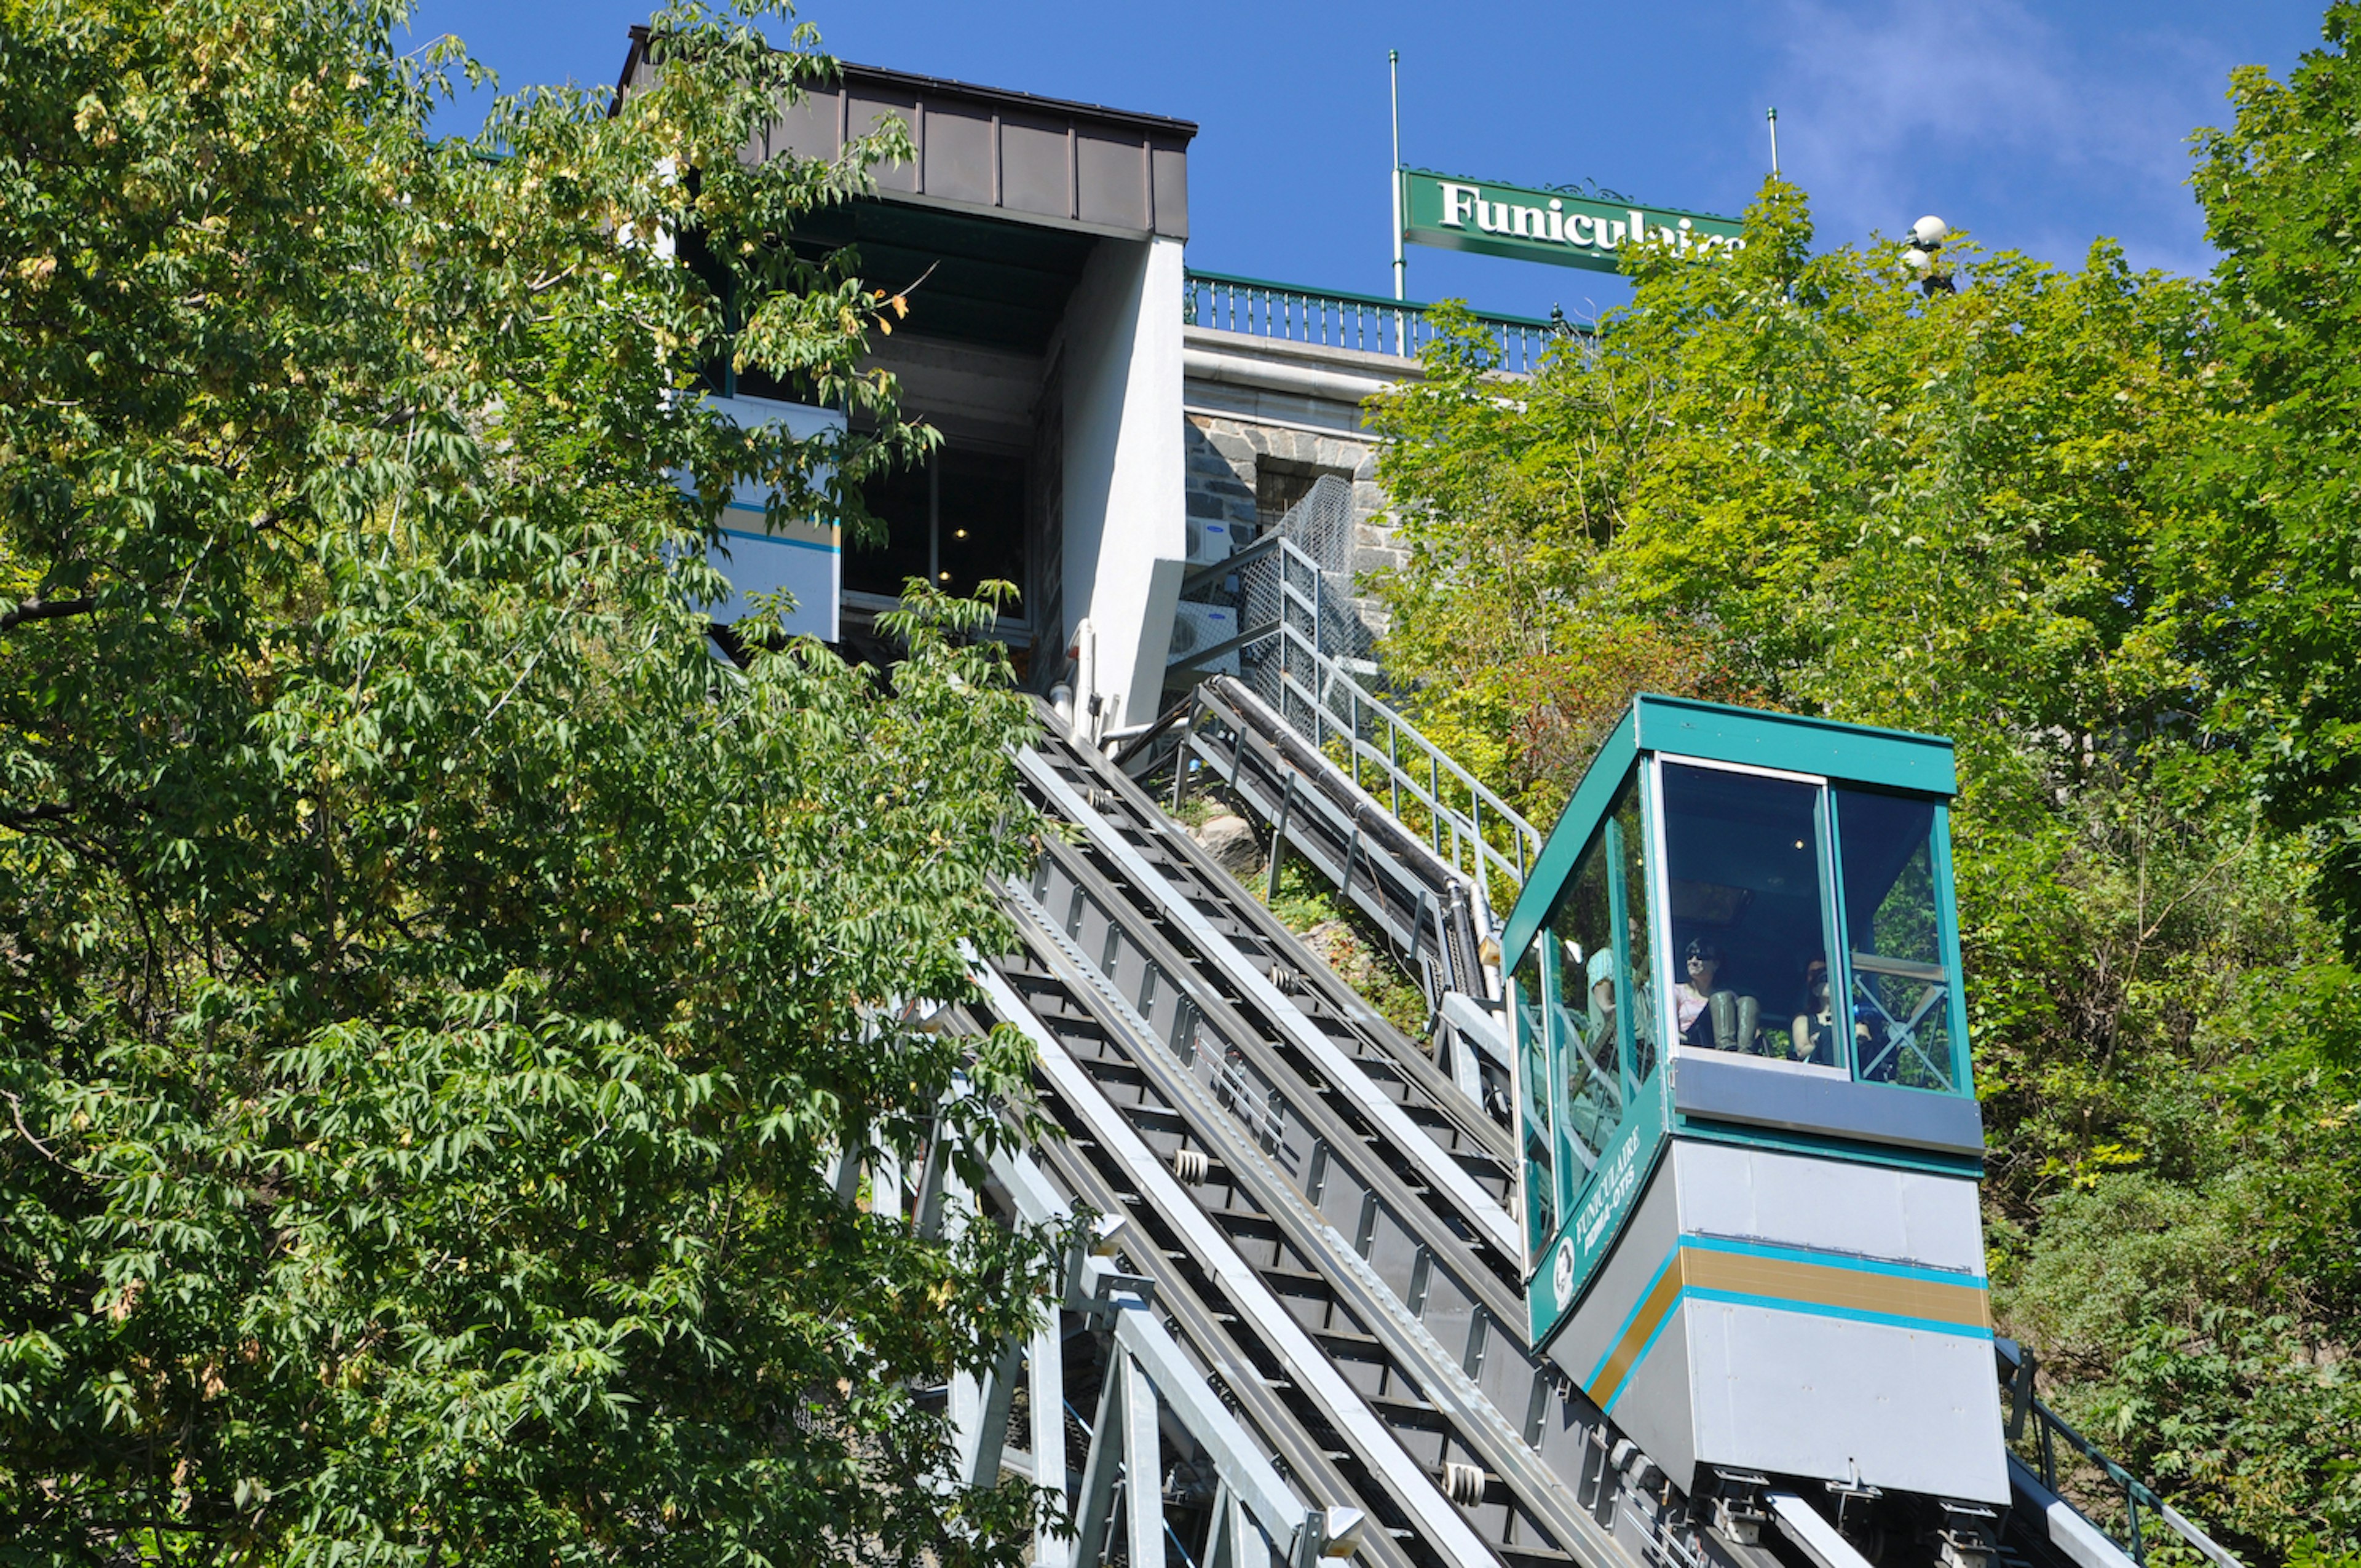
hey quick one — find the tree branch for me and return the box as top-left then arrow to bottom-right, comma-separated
1,596 -> 95,632
1,1088 -> 98,1180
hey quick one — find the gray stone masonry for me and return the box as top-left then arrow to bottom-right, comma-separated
1184,412 -> 1402,638
1184,421 -> 1257,531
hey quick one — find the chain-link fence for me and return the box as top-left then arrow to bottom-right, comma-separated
1233,474 -> 1378,709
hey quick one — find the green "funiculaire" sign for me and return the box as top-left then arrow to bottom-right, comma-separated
1401,169 -> 1744,273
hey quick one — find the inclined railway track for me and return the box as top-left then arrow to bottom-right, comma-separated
965,708 -> 2204,1568
984,723 -> 1726,1568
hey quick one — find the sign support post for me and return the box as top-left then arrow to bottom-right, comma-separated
1388,50 -> 1406,347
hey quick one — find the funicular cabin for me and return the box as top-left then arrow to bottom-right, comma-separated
1504,695 -> 2007,1542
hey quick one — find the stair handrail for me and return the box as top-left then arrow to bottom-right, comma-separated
1168,526 -> 1543,922
1259,540 -> 1541,908
2001,1345 -> 2244,1568
2022,1396 -> 2241,1568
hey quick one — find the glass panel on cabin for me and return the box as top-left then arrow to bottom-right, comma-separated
1613,783 -> 1661,1089
1511,938 -> 1556,1265
1547,831 -> 1623,1186
1835,789 -> 1958,1091
1658,761 -> 1838,1066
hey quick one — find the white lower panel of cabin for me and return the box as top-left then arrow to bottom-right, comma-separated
1686,1297 -> 2007,1503
1544,1136 -> 2007,1505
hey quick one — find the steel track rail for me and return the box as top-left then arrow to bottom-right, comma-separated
956,984 -> 1409,1568
1018,1121 -> 1420,1568
973,1074 -> 1326,1564
972,959 -> 1505,1567
1063,711 -> 1517,1148
992,889 -> 1584,1568
1022,825 -> 1526,1313
1021,743 -> 1513,1198
996,774 -> 1662,1568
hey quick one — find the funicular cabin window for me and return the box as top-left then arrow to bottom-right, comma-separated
1511,937 -> 1554,1266
1658,761 -> 1840,1071
1530,769 -> 1657,1247
1612,783 -> 1658,1090
1547,825 -> 1620,1184
1835,788 -> 1958,1090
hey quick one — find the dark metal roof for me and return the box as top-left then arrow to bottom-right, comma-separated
615,28 -> 1193,241
816,60 -> 1195,143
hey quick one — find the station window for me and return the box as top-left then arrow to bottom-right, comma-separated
1835,788 -> 1958,1090
1658,761 -> 1841,1070
847,447 -> 1028,606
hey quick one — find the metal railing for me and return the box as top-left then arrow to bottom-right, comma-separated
2004,1349 -> 2244,1568
1217,533 -> 1540,919
1183,267 -> 1567,376
1270,610 -> 1540,921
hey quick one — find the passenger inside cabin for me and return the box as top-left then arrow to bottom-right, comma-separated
1557,945 -> 1624,1160
1673,938 -> 1717,1040
1586,948 -> 1616,1046
1790,957 -> 1845,1067
1675,938 -> 1762,1053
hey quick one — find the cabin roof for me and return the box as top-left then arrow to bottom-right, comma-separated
1500,695 -> 1957,965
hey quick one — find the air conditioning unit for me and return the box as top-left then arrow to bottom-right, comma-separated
1185,516 -> 1234,567
1168,601 -> 1240,676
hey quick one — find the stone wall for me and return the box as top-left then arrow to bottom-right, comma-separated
1181,412 -> 1401,639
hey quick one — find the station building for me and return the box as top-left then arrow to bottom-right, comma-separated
615,31 -> 1556,734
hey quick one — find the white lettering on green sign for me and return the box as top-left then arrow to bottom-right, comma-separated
1402,170 -> 1744,274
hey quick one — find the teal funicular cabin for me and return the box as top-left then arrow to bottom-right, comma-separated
1503,695 -> 2005,1512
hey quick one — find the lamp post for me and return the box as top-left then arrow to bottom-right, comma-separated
1904,214 -> 1956,296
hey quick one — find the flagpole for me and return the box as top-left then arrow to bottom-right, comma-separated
1389,49 -> 1406,349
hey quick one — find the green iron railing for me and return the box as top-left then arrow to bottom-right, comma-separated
2004,1347 -> 2244,1568
1182,268 -> 1569,376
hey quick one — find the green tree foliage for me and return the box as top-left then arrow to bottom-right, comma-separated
0,2 -> 1054,1564
1365,13 -> 2361,1559
2192,1 -> 2361,962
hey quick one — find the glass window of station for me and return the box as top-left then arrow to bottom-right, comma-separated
848,446 -> 1029,603
1512,753 -> 1969,1268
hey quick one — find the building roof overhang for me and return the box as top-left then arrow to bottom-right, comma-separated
617,29 -> 1193,242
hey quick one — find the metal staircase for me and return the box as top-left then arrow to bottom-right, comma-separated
907,699 -> 2242,1568
1122,475 -> 1545,1112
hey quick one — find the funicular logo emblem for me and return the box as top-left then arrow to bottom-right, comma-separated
1552,1238 -> 1576,1304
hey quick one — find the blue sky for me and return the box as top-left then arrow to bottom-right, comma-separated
406,0 -> 2328,323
